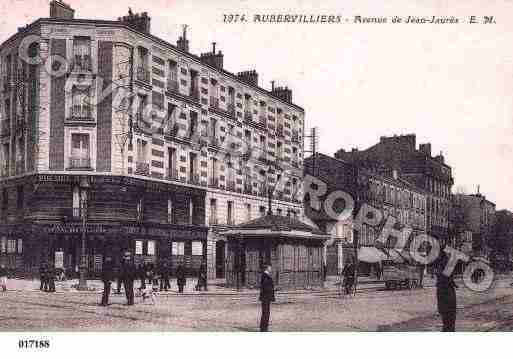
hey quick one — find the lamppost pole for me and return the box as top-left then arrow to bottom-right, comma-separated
77,176 -> 90,291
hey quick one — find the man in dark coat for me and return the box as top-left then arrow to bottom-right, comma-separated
259,264 -> 275,332
195,262 -> 208,291
121,253 -> 136,305
39,263 -> 48,292
436,249 -> 458,331
176,265 -> 186,293
101,257 -> 114,306
159,261 -> 171,291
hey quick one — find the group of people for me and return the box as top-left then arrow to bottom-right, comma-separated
39,263 -> 57,293
100,254 -> 209,306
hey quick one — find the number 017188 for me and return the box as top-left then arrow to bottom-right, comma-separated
18,340 -> 50,349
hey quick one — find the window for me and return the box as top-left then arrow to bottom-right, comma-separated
259,206 -> 266,216
70,133 -> 90,168
0,237 -> 6,253
276,208 -> 282,216
73,37 -> 92,71
147,240 -> 156,256
227,201 -> 234,225
168,60 -> 178,90
191,241 -> 203,256
172,242 -> 185,256
189,198 -> 194,225
136,139 -> 148,164
17,238 -> 22,254
2,188 -> 8,211
136,198 -> 143,221
246,203 -> 251,221
167,198 -> 173,223
210,199 -> 217,225
135,240 -> 143,255
7,239 -> 16,253
71,87 -> 92,118
16,185 -> 23,210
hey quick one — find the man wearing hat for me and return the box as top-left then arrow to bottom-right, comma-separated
101,257 -> 114,306
121,252 -> 136,305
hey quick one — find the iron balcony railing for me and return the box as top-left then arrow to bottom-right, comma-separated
71,105 -> 92,120
136,67 -> 151,83
188,173 -> 200,185
227,181 -> 236,192
72,55 -> 92,72
69,157 -> 91,169
209,97 -> 220,109
227,103 -> 236,115
135,161 -> 150,176
167,168 -> 179,181
167,79 -> 179,93
209,178 -> 219,188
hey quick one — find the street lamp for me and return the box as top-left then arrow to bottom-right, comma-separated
77,176 -> 90,291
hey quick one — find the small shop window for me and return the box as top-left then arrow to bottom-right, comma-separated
135,240 -> 143,255
147,240 -> 156,256
191,241 -> 202,256
172,242 -> 185,256
0,237 -> 6,253
7,239 -> 16,253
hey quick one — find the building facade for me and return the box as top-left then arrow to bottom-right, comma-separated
304,153 -> 427,275
335,134 -> 453,243
451,192 -> 496,257
0,1 -> 305,277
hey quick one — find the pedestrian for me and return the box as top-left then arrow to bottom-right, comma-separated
418,264 -> 425,288
195,262 -> 208,291
47,264 -> 56,293
39,262 -> 48,292
259,264 -> 275,332
159,261 -> 170,291
436,249 -> 458,332
342,260 -> 355,295
100,257 -> 114,306
0,264 -> 8,292
138,263 -> 147,290
176,264 -> 186,293
121,253 -> 136,305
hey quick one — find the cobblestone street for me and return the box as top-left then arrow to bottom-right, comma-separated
1,276 -> 513,331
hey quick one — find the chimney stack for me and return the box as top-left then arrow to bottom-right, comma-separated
177,24 -> 189,52
118,9 -> 151,34
419,143 -> 432,157
200,42 -> 224,70
271,85 -> 293,103
50,0 -> 75,19
237,70 -> 259,87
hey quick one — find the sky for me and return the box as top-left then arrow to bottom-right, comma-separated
1,0 -> 512,210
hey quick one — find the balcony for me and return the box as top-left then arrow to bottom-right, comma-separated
258,186 -> 268,197
189,88 -> 200,102
209,178 -> 219,189
135,161 -> 150,176
292,131 -> 300,143
72,55 -> 92,72
167,79 -> 179,93
188,173 -> 200,185
259,116 -> 267,127
136,67 -> 151,84
243,183 -> 252,195
227,180 -> 236,192
167,168 -> 179,181
209,97 -> 220,109
69,157 -> 92,169
70,105 -> 92,121
227,103 -> 236,116
276,126 -> 284,138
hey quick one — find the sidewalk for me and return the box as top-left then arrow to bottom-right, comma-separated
2,275 -> 392,296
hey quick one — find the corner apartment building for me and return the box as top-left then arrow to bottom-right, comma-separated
0,1 -> 305,277
452,192 -> 496,257
304,153 -> 427,275
335,134 -> 453,243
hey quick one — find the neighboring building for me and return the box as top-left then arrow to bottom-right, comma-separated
492,209 -> 513,269
451,192 -> 496,257
0,1 -> 304,277
304,153 -> 427,275
335,134 -> 453,243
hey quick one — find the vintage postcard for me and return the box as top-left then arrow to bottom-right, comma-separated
0,0 -> 512,352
